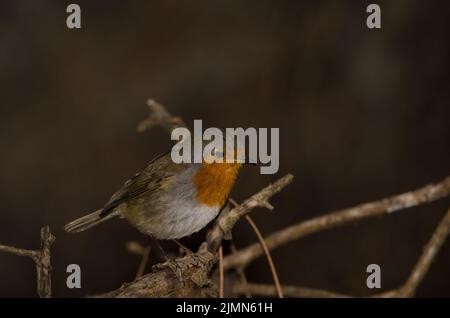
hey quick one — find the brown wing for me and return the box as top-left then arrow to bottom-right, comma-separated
99,152 -> 172,216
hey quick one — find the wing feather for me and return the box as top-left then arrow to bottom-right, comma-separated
100,152 -> 171,216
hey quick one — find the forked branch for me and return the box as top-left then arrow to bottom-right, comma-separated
234,207 -> 450,298
0,226 -> 55,298
223,176 -> 450,270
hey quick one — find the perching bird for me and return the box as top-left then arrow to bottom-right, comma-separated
64,145 -> 243,240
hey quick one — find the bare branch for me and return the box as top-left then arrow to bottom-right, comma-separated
374,207 -> 450,298
136,247 -> 151,279
230,242 -> 252,298
234,207 -> 450,298
218,246 -> 224,298
223,176 -> 450,270
402,207 -> 450,296
126,241 -> 152,279
0,226 -> 55,298
36,226 -> 55,298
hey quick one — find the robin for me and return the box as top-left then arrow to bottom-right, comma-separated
64,144 -> 245,240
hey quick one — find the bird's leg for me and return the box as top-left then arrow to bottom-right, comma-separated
172,239 -> 192,256
152,240 -> 185,284
172,239 -> 206,268
153,240 -> 171,261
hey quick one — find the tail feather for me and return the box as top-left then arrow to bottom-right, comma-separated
64,209 -> 118,233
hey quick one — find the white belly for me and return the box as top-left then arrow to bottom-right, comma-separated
152,198 -> 220,239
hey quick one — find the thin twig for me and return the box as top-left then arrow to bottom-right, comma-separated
228,197 -> 283,298
0,226 -> 55,298
245,215 -> 284,298
137,99 -> 186,133
0,245 -> 37,259
219,246 -> 224,298
136,247 -> 151,279
374,207 -> 450,298
235,207 -> 450,298
224,176 -> 450,270
126,241 -> 152,279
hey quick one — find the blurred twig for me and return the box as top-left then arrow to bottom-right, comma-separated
244,215 -> 283,298
230,242 -> 251,298
137,99 -> 185,133
0,226 -> 55,298
206,174 -> 294,253
374,207 -> 450,298
228,198 -> 283,298
234,207 -> 450,298
126,241 -> 152,279
219,246 -> 224,298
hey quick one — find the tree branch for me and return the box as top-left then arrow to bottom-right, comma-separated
374,207 -> 450,298
137,99 -> 186,133
244,215 -> 283,298
233,207 -> 450,298
97,174 -> 293,297
223,176 -> 450,270
0,245 -> 37,259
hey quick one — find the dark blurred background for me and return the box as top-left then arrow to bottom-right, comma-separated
0,0 -> 449,297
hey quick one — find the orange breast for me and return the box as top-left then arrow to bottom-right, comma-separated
193,163 -> 241,207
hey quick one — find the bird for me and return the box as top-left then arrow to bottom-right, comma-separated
64,145 -> 244,240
